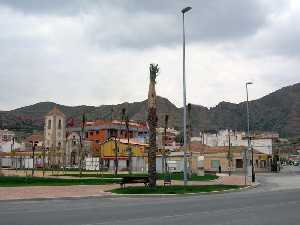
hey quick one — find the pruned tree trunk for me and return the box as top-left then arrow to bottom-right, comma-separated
114,138 -> 118,175
79,114 -> 86,177
162,115 -> 169,175
0,157 -> 3,176
122,108 -> 132,175
147,64 -> 159,188
99,145 -> 103,177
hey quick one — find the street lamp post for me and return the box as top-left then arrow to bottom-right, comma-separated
246,82 -> 255,183
181,6 -> 192,186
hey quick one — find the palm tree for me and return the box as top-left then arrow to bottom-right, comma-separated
148,64 -> 159,187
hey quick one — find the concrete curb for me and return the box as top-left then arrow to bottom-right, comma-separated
108,185 -> 255,197
0,185 -> 256,202
0,182 -> 260,202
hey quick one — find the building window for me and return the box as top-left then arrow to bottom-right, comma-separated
96,130 -> 99,134
96,140 -> 99,144
211,160 -> 220,169
90,131 -> 93,136
58,119 -> 62,129
236,159 -> 243,168
48,120 -> 51,129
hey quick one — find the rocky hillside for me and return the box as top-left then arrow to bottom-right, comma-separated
1,83 -> 300,137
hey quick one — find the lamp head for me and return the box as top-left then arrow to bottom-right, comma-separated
246,82 -> 253,85
182,7 -> 192,14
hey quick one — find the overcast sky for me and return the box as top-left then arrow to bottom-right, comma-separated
0,0 -> 299,110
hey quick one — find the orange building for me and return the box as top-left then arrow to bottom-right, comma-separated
68,119 -> 149,153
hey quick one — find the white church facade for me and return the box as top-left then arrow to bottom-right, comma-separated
44,106 -> 66,166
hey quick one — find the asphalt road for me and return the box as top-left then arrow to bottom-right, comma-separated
1,167 -> 299,225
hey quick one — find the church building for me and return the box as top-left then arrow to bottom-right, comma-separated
44,106 -> 66,166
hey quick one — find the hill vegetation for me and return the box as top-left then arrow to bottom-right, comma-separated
1,83 -> 300,138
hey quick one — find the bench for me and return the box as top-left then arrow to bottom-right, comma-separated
163,174 -> 172,186
120,176 -> 149,188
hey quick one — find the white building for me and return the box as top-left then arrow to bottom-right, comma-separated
0,129 -> 21,153
0,141 -> 22,153
66,131 -> 81,166
199,130 -> 278,155
0,129 -> 15,142
156,127 -> 179,148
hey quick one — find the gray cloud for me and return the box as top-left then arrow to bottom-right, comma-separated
0,0 -> 277,49
85,0 -> 276,49
0,0 -> 87,15
0,0 -> 299,111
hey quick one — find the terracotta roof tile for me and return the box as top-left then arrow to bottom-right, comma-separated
25,133 -> 44,143
185,142 -> 266,155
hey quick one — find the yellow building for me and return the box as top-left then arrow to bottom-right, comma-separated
188,143 -> 271,173
98,138 -> 148,172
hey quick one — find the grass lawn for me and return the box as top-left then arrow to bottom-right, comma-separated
110,185 -> 241,194
0,176 -> 120,187
54,172 -> 218,181
158,173 -> 218,181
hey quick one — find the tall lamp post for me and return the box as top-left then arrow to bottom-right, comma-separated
181,6 -> 192,186
246,82 -> 255,182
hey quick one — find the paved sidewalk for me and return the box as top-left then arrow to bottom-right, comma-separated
216,175 -> 249,186
0,184 -> 118,201
0,174 -> 252,201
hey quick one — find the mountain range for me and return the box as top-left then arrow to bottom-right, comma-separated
1,83 -> 300,138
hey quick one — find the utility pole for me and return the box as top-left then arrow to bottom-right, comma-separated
246,82 -> 255,182
187,103 -> 192,177
181,6 -> 192,186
